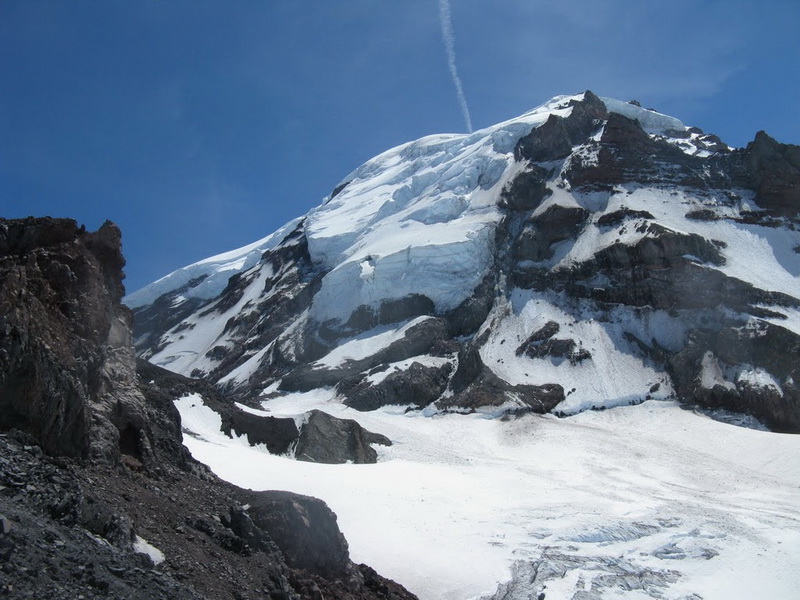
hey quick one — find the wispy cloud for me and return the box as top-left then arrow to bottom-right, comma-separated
438,0 -> 473,133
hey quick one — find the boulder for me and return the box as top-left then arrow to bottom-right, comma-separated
295,409 -> 391,464
244,490 -> 351,578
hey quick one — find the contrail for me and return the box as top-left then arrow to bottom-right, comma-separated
438,0 -> 473,133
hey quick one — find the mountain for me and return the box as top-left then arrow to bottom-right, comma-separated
121,93 -> 800,598
127,91 -> 800,432
0,217 -> 417,599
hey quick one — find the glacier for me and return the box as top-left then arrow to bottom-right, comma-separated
175,393 -> 800,600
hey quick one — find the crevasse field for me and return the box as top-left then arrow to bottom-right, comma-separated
175,393 -> 800,600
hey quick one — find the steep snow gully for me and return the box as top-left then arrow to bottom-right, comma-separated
127,92 -> 800,599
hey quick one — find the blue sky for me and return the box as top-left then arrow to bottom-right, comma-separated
2,1 -> 798,293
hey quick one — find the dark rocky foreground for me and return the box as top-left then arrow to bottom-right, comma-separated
0,428 -> 412,600
0,217 -> 416,600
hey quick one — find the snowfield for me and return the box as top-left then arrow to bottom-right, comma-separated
175,394 -> 800,600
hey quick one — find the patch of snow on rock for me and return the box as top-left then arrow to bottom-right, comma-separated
133,536 -> 165,565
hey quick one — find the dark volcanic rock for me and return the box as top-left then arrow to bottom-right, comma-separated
515,90 -> 608,162
140,358 -> 391,463
295,409 -> 392,464
0,431 -> 206,600
597,207 -> 655,227
592,225 -> 725,270
565,112 -> 707,188
670,321 -> 800,432
0,427 -> 373,600
500,165 -> 552,211
443,365 -> 565,414
244,490 -> 351,579
225,409 -> 299,455
342,361 -> 454,411
333,294 -> 437,339
280,316 -> 451,393
684,208 -> 719,221
518,320 -> 560,346
445,274 -> 497,338
517,323 -> 591,365
511,225 -> 764,313
514,205 -> 588,262
0,218 -> 153,463
135,358 -> 224,469
445,336 -> 564,414
741,131 -> 800,215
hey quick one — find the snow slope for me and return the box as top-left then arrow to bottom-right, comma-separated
124,218 -> 302,310
175,394 -> 800,600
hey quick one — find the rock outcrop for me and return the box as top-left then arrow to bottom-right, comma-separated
0,217 -> 153,463
295,409 -> 392,464
140,358 -> 392,464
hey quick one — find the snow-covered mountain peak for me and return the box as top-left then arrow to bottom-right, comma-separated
124,92 -> 688,314
126,90 -> 800,600
128,90 -> 800,433
600,96 -> 685,134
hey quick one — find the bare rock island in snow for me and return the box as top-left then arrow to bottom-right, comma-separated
128,91 -> 800,433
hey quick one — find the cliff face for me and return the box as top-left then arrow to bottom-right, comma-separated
0,217 -> 153,462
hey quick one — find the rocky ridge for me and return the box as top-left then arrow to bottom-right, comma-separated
128,92 -> 800,433
0,217 -> 416,600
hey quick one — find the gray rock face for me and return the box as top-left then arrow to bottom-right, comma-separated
0,217 -> 153,463
513,205 -> 588,262
500,165 -> 552,211
444,336 -> 565,414
514,90 -> 608,162
280,316 -> 452,393
342,362 -> 453,412
737,130 -> 800,214
295,409 -> 392,464
244,490 -> 351,578
669,321 -> 800,432
225,409 -> 299,454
